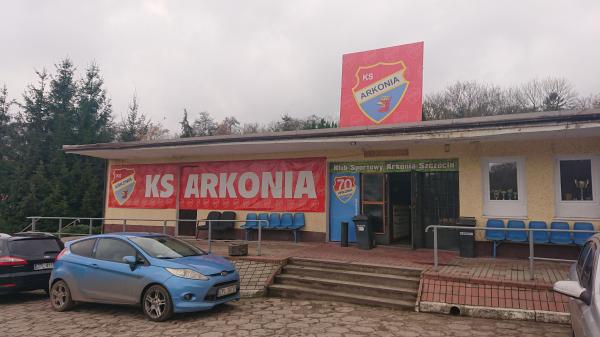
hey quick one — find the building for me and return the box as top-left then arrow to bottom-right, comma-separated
64,108 -> 600,258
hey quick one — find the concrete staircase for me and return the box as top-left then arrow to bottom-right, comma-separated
268,258 -> 422,310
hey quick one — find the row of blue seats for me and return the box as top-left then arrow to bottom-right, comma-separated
241,213 -> 305,242
485,219 -> 596,257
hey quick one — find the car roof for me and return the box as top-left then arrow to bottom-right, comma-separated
76,232 -> 167,239
3,232 -> 59,240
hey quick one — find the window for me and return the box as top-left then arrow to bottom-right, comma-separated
94,238 -> 137,263
70,239 -> 96,257
489,162 -> 519,200
555,156 -> 600,218
482,157 -> 526,217
560,160 -> 593,201
130,236 -> 205,259
9,239 -> 63,258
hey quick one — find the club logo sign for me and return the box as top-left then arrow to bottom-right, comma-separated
333,176 -> 356,203
352,61 -> 409,124
111,168 -> 136,205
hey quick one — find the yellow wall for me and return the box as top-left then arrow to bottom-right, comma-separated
105,136 -> 600,240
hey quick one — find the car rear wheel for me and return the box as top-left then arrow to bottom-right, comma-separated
143,285 -> 173,322
50,280 -> 75,311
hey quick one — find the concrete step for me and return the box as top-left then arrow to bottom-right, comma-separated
268,284 -> 415,310
282,264 -> 420,289
275,273 -> 417,301
289,257 -> 423,277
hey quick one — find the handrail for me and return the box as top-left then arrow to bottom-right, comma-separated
425,225 -> 597,280
21,216 -> 269,256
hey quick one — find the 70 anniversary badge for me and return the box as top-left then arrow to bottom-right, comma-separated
339,42 -> 424,127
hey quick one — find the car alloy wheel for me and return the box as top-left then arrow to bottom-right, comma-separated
50,280 -> 74,311
143,285 -> 173,321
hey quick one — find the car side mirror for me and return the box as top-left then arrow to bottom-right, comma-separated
553,280 -> 591,305
122,255 -> 137,270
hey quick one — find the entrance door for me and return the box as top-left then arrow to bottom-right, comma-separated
422,172 -> 460,250
177,209 -> 197,236
361,174 -> 388,245
329,173 -> 360,242
388,173 -> 412,245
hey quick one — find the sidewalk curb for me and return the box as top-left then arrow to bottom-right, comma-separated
419,301 -> 571,324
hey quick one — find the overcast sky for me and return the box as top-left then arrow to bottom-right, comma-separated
1,0 -> 599,132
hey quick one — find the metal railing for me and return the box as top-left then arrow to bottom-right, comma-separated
425,225 -> 597,280
22,216 -> 268,256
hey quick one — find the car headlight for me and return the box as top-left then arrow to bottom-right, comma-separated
165,268 -> 209,280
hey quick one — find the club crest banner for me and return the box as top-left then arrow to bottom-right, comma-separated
340,42 -> 424,127
107,158 -> 326,212
107,164 -> 179,209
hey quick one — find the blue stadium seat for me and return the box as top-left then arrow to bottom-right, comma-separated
506,220 -> 527,242
528,221 -> 549,244
290,213 -> 305,230
241,213 -> 257,229
241,213 -> 257,241
290,213 -> 305,243
270,213 -> 283,229
573,222 -> 594,246
550,222 -> 572,245
257,213 -> 270,229
485,219 -> 505,257
280,213 -> 293,228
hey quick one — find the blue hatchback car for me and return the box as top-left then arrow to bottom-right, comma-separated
49,233 -> 240,321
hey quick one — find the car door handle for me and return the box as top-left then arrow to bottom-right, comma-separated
89,263 -> 99,269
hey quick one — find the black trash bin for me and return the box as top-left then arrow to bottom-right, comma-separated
353,215 -> 374,250
457,217 -> 477,258
340,221 -> 349,247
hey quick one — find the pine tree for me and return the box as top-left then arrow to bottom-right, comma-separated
180,109 -> 195,138
76,63 -> 113,144
118,94 -> 150,141
48,59 -> 78,147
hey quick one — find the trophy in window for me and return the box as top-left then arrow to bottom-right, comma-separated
574,179 -> 590,201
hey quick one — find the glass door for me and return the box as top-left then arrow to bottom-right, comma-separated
361,174 -> 386,240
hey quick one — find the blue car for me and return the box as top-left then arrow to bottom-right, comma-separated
49,233 -> 240,321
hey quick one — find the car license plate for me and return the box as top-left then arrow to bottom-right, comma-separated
34,262 -> 54,270
217,285 -> 237,297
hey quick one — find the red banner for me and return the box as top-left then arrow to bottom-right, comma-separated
107,158 -> 326,212
339,42 -> 424,127
180,157 -> 326,212
107,164 -> 179,209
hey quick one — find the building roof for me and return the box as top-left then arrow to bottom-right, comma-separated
64,108 -> 600,160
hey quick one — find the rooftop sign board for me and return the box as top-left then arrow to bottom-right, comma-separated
339,42 -> 424,127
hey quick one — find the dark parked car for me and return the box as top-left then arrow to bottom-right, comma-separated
0,232 -> 64,294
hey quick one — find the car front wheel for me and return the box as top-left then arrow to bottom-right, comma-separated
50,280 -> 75,312
143,285 -> 173,322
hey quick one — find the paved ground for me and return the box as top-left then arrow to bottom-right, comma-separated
233,260 -> 281,297
187,239 -> 458,268
0,292 -> 570,337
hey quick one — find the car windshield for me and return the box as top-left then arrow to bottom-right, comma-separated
130,236 -> 205,259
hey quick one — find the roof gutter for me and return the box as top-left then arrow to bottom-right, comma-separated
63,109 -> 600,153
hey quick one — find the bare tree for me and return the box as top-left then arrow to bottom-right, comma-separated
214,116 -> 240,135
192,111 -> 216,136
540,77 -> 577,111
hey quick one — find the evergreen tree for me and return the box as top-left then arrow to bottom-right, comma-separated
118,94 -> 150,142
76,63 -> 113,144
48,59 -> 78,147
180,109 -> 195,138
